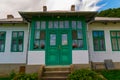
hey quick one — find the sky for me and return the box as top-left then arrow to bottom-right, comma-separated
0,0 -> 120,19
97,0 -> 120,11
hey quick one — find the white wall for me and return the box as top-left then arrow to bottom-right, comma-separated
28,50 -> 89,65
72,50 -> 89,64
88,22 -> 120,62
0,24 -> 28,64
27,51 -> 45,65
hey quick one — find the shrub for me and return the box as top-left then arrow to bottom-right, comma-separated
68,69 -> 106,80
96,70 -> 120,80
9,71 -> 38,80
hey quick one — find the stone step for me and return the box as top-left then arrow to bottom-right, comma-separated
44,66 -> 70,71
43,71 -> 70,77
41,66 -> 71,80
42,76 -> 67,80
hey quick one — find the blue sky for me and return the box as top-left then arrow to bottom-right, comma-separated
98,0 -> 120,11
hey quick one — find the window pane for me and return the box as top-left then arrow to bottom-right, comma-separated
50,34 -> 56,46
54,21 -> 58,28
72,21 -> 76,29
12,40 -> 17,51
0,32 -> 5,38
77,30 -> 83,39
111,32 -> 116,37
41,21 -> 46,29
34,40 -> 39,49
118,38 -> 120,50
48,21 -> 53,28
11,32 -> 24,52
99,39 -> 105,50
65,21 -> 69,28
12,32 -> 17,38
18,39 -> 23,51
62,34 -> 68,45
72,40 -> 78,49
0,40 -> 4,51
72,30 -> 77,39
59,21 -> 64,28
40,31 -> 45,40
112,38 -> 118,50
77,21 -> 82,29
99,31 -> 104,37
35,31 -> 40,39
0,32 -> 5,52
117,32 -> 120,37
35,21 -> 40,29
18,32 -> 23,37
78,40 -> 83,48
40,40 -> 45,49
93,39 -> 99,50
12,39 -> 17,44
93,31 -> 98,38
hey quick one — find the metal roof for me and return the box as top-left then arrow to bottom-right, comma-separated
19,11 -> 97,22
0,18 -> 24,23
94,17 -> 120,22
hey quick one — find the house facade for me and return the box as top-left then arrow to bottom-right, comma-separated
0,6 -> 120,74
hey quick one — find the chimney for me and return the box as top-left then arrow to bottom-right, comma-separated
43,6 -> 47,12
7,15 -> 14,19
71,5 -> 75,11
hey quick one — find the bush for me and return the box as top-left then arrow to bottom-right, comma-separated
9,71 -> 38,80
68,69 -> 106,80
96,70 -> 120,80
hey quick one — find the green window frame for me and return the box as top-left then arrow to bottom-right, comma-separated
92,31 -> 106,51
48,20 -> 69,29
33,21 -> 46,50
72,21 -> 84,50
11,31 -> 24,52
110,31 -> 120,51
0,31 -> 6,52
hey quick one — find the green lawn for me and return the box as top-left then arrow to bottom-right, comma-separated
96,70 -> 120,80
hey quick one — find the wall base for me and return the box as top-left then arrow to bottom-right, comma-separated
0,64 -> 42,77
91,62 -> 120,70
71,64 -> 91,71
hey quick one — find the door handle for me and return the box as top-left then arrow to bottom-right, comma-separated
58,45 -> 61,49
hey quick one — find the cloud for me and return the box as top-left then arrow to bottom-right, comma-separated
0,0 -> 102,19
0,0 -> 43,18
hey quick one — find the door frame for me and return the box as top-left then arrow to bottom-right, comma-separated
45,29 -> 72,65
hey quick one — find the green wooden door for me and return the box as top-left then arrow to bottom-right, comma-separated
46,30 -> 72,65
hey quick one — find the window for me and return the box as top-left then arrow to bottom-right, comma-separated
110,31 -> 120,51
93,31 -> 105,51
72,21 -> 84,49
33,21 -> 46,50
48,21 -> 69,29
0,32 -> 6,52
11,31 -> 24,52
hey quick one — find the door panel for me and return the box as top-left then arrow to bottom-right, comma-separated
46,30 -> 72,65
59,30 -> 71,65
46,30 -> 59,65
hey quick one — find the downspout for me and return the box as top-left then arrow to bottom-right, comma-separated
26,22 -> 30,65
87,19 -> 95,65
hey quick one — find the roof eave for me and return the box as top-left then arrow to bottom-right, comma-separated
19,11 -> 97,22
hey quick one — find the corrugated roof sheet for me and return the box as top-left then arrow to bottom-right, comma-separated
0,18 -> 24,23
94,17 -> 120,22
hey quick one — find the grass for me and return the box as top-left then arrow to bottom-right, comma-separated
0,77 -> 9,80
96,70 -> 120,80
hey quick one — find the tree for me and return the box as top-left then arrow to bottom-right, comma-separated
97,8 -> 120,17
